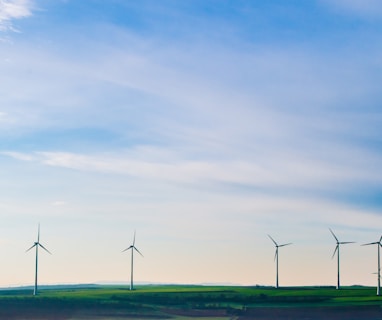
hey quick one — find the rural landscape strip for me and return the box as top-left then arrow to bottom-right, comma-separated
0,285 -> 381,319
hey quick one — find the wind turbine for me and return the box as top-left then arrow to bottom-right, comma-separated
26,224 -> 52,296
362,235 -> 382,296
122,231 -> 143,290
268,235 -> 292,288
329,228 -> 354,290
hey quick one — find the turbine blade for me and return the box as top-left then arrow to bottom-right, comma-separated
329,228 -> 339,242
37,223 -> 40,243
25,244 -> 36,253
379,235 -> 382,244
340,241 -> 355,245
274,250 -> 277,261
133,230 -> 136,246
268,234 -> 277,246
279,243 -> 292,247
362,242 -> 379,246
122,245 -> 133,252
39,243 -> 52,255
331,245 -> 338,259
134,246 -> 144,257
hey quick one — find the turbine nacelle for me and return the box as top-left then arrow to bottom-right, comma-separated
362,237 -> 382,247
26,241 -> 52,255
329,228 -> 355,259
122,245 -> 133,253
268,234 -> 292,248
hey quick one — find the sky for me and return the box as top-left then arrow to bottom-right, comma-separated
0,0 -> 382,288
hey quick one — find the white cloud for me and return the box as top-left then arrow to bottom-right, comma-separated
3,148 -> 381,194
1,151 -> 35,161
0,0 -> 33,32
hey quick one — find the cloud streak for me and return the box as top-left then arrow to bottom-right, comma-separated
0,0 -> 33,32
2,147 -> 381,195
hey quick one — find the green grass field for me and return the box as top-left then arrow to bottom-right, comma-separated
0,285 -> 381,319
34,285 -> 382,306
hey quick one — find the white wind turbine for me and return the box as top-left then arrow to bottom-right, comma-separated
362,235 -> 382,296
26,224 -> 52,296
122,231 -> 143,290
268,235 -> 292,288
329,228 -> 354,290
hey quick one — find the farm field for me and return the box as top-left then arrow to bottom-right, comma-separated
0,285 -> 381,319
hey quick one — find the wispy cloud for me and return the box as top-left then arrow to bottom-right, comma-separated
1,151 -> 35,161
0,0 -> 33,32
2,148 -> 381,195
1,25 -> 382,210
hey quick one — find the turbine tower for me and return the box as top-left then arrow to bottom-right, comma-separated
329,228 -> 354,290
122,231 -> 143,290
268,234 -> 291,288
362,236 -> 382,296
26,224 -> 52,296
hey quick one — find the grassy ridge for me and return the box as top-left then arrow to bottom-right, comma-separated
1,285 -> 380,306
0,285 -> 381,319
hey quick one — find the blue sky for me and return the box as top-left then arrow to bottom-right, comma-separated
0,0 -> 382,287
